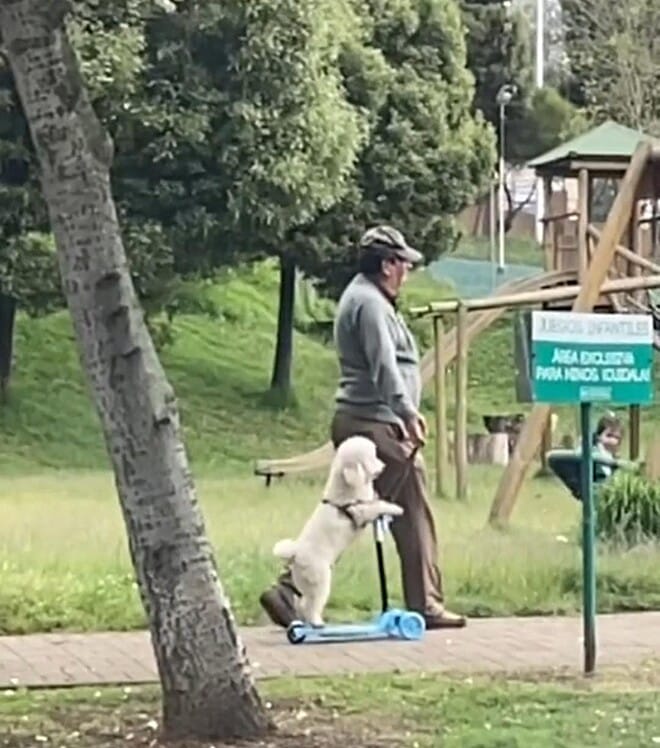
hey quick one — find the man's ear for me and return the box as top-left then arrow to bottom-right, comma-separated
343,462 -> 366,488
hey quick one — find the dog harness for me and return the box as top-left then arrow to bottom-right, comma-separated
321,499 -> 369,530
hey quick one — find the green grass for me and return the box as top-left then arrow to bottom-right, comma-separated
3,668 -> 660,747
2,466 -> 660,635
0,262 -> 341,475
2,255 -> 658,475
0,260 -> 454,476
2,258 -> 660,633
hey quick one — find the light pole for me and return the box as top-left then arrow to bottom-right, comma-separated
535,0 -> 544,89
535,0 -> 545,243
496,83 -> 516,274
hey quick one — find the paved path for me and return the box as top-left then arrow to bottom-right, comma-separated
1,613 -> 659,688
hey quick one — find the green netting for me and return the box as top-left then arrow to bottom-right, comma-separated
427,257 -> 542,299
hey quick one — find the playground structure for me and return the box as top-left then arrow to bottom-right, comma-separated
255,122 -> 660,525
485,125 -> 660,524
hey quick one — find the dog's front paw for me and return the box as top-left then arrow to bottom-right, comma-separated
379,503 -> 404,517
375,500 -> 404,517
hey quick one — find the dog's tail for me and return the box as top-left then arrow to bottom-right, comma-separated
273,538 -> 298,561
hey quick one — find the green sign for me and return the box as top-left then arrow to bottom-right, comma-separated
531,311 -> 654,404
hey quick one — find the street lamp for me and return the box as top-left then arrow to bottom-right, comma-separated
535,0 -> 545,243
496,82 -> 517,274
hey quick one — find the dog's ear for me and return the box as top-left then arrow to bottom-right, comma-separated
342,461 -> 366,488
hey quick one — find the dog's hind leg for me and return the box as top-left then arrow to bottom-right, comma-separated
300,565 -> 332,628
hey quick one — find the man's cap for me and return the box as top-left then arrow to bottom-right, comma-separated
358,225 -> 423,266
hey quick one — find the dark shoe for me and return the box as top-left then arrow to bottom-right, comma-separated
259,585 -> 297,628
424,610 -> 467,629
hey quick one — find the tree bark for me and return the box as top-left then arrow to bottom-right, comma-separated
0,293 -> 17,403
503,182 -> 535,234
269,252 -> 295,399
0,1 -> 270,741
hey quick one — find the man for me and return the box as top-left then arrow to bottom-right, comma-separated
260,225 -> 466,629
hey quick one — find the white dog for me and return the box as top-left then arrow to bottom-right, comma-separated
272,435 -> 403,627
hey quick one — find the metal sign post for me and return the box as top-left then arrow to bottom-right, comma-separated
531,310 -> 653,675
579,401 -> 596,674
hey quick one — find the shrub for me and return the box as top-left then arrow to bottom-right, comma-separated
0,232 -> 64,316
597,471 -> 660,546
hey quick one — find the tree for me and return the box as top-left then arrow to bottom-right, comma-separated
0,0 -> 184,400
293,0 -> 497,299
0,0 -> 159,271
0,0 -> 270,741
462,2 -> 582,161
107,0 -> 368,401
459,2 -> 589,234
517,0 -> 567,88
0,232 -> 63,399
222,0 -> 367,398
460,0 -> 534,161
502,85 -> 587,229
521,86 -> 587,156
561,0 -> 659,135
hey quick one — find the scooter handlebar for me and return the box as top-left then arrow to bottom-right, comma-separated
374,514 -> 394,541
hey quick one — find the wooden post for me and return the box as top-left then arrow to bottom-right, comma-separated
578,168 -> 589,283
488,141 -> 653,526
455,303 -> 469,500
543,176 -> 554,271
540,409 -> 553,472
644,437 -> 660,480
629,404 -> 641,461
433,315 -> 448,497
633,200 -> 645,304
653,193 -> 659,262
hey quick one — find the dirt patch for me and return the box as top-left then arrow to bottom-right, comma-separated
0,697 -> 415,748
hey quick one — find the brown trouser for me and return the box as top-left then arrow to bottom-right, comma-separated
276,411 -> 445,616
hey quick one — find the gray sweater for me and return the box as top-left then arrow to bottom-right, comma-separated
333,273 -> 421,425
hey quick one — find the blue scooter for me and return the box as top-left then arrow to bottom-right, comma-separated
286,513 -> 426,645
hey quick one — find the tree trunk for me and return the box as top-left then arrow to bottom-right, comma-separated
0,2 -> 270,741
503,182 -> 535,234
269,253 -> 295,399
0,293 -> 17,403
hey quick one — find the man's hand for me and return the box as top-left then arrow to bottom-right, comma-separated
404,413 -> 427,447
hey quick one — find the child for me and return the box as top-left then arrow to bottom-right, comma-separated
548,412 -> 628,502
592,411 -> 624,479
593,412 -> 623,459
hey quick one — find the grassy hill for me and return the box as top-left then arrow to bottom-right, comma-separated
2,255 -> 658,477
0,262 -> 341,474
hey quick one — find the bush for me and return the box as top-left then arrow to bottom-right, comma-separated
597,471 -> 660,545
0,232 -> 64,316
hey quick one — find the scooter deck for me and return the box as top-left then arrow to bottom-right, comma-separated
284,505 -> 424,645
286,609 -> 425,644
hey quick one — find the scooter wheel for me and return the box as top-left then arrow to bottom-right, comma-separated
378,610 -> 400,635
287,621 -> 307,644
397,611 -> 426,640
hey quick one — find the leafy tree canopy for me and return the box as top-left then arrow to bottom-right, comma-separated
293,0 -> 497,298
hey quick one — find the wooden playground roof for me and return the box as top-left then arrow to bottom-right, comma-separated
529,121 -> 657,177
